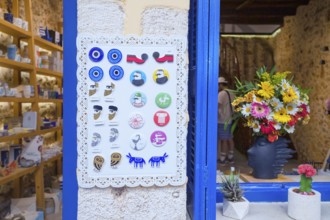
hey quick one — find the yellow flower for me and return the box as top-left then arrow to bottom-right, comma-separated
303,115 -> 310,125
257,81 -> 275,99
235,107 -> 242,112
232,97 -> 245,106
274,108 -> 291,123
282,87 -> 298,103
246,117 -> 253,127
261,72 -> 270,81
272,71 -> 289,84
244,91 -> 256,103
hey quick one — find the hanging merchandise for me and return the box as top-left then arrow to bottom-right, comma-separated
77,35 -> 187,187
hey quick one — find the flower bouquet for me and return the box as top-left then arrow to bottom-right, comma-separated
288,164 -> 321,220
231,66 -> 310,142
230,67 -> 311,179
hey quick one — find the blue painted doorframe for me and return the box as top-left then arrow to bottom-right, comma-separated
187,0 -> 220,219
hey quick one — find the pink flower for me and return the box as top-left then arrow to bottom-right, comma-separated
251,102 -> 270,118
298,164 -> 316,177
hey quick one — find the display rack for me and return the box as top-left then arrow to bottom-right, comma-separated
0,0 -> 62,213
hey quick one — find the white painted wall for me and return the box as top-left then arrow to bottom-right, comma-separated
77,0 -> 189,219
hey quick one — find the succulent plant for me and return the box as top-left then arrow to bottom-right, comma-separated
220,167 -> 244,202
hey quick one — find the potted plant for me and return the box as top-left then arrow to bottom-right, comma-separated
220,167 -> 249,220
288,164 -> 320,220
231,67 -> 310,179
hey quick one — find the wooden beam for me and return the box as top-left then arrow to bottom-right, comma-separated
221,17 -> 284,25
221,0 -> 310,9
236,0 -> 255,10
221,7 -> 297,17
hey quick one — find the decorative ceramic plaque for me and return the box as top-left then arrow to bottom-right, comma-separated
77,35 -> 188,188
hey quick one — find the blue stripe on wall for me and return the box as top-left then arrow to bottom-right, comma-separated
63,0 -> 78,219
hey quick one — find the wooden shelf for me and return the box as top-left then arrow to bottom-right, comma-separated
34,36 -> 63,52
0,167 -> 37,185
0,126 -> 62,142
36,68 -> 62,78
0,19 -> 32,38
0,58 -> 34,71
38,98 -> 63,103
0,154 -> 62,185
0,97 -> 36,103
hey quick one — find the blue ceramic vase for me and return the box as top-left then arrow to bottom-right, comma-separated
248,136 -> 295,179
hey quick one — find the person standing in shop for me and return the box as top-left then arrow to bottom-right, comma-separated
217,77 -> 235,165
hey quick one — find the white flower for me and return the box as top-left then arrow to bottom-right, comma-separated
241,104 -> 251,117
273,121 -> 282,130
252,95 -> 263,103
252,120 -> 260,133
269,97 -> 283,111
266,112 -> 274,121
284,124 -> 295,133
281,79 -> 291,91
286,103 -> 299,115
292,85 -> 300,100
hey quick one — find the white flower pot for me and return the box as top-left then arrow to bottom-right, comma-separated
223,197 -> 249,220
288,187 -> 321,220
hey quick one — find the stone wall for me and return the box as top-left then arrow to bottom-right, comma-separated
273,0 -> 330,162
77,1 -> 189,219
221,0 -> 330,162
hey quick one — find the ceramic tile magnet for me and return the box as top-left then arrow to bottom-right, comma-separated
126,53 -> 148,64
109,128 -> 119,143
89,47 -> 104,62
93,105 -> 103,120
93,155 -> 104,172
91,132 -> 101,147
109,65 -> 124,80
89,82 -> 99,96
149,153 -> 168,168
155,92 -> 171,109
150,131 -> 167,147
108,105 -> 118,120
89,66 -> 104,82
153,69 -> 169,85
154,110 -> 170,127
128,113 -> 145,129
111,152 -> 121,168
126,153 -> 146,168
130,133 -> 146,151
130,92 -> 147,108
104,82 -> 115,96
130,70 -> 146,87
153,52 -> 174,63
107,49 -> 122,64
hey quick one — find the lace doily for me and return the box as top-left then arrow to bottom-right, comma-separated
77,35 -> 188,188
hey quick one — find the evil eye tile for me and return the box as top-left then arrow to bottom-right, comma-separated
155,92 -> 172,109
130,92 -> 147,108
130,70 -> 146,87
109,65 -> 124,80
130,133 -> 146,151
108,49 -> 122,64
89,66 -> 104,82
89,82 -> 98,96
91,132 -> 101,147
111,152 -> 122,168
89,47 -> 104,62
153,68 -> 169,85
104,82 -> 115,97
109,127 -> 119,143
128,113 -> 144,129
93,155 -> 104,172
108,105 -> 118,121
153,110 -> 170,127
150,131 -> 167,147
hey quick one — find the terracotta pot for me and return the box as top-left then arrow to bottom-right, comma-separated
288,187 -> 321,220
223,197 -> 249,220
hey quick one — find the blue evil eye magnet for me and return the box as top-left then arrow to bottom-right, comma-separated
130,70 -> 146,87
108,49 -> 122,64
149,153 -> 168,168
89,47 -> 104,62
109,65 -> 124,80
89,67 -> 104,82
126,153 -> 146,168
